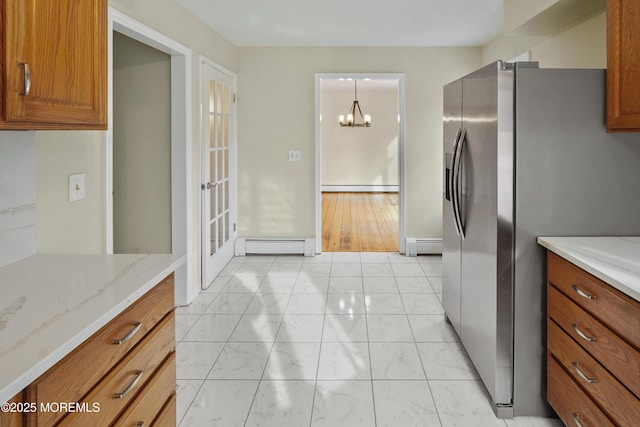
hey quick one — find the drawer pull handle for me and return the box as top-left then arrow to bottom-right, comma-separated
112,322 -> 142,345
572,284 -> 596,300
571,362 -> 596,384
113,370 -> 143,399
17,62 -> 31,96
135,423 -> 145,427
572,412 -> 583,427
571,323 -> 595,342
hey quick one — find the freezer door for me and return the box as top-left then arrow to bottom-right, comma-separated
442,79 -> 463,336
459,62 -> 514,407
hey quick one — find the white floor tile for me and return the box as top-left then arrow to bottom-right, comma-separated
286,293 -> 327,314
329,277 -> 363,293
417,342 -> 479,380
317,342 -> 371,380
369,342 -> 426,380
268,263 -> 302,276
229,314 -> 283,342
245,380 -> 316,427
363,277 -> 399,294
429,276 -> 443,293
179,380 -> 259,427
208,342 -> 271,379
362,263 -> 394,277
235,263 -> 272,276
276,314 -> 325,342
330,262 -> 363,277
365,293 -> 405,314
311,380 -> 376,427
175,314 -> 200,342
294,276 -> 330,294
331,252 -> 362,263
360,252 -> 390,263
322,314 -> 368,342
388,252 -> 419,263
222,276 -> 264,293
176,379 -> 203,425
202,275 -> 231,293
366,314 -> 414,342
326,293 -> 366,315
299,263 -> 332,277
421,263 -> 443,276
242,255 -> 276,263
303,252 -> 333,263
392,263 -> 427,277
244,293 -> 291,315
429,380 -> 507,427
182,314 -> 242,342
205,293 -> 253,314
258,275 -> 297,293
372,380 -> 441,427
176,341 -> 225,379
408,315 -> 459,342
402,293 -> 445,315
175,293 -> 217,315
263,342 -> 321,380
396,276 -> 435,293
504,416 -> 563,427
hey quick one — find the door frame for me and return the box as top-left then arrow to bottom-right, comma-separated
105,8 -> 194,305
314,73 -> 406,253
199,56 -> 238,288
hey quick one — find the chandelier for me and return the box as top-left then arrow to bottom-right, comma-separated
338,80 -> 371,127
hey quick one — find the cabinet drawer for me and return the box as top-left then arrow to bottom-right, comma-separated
548,354 -> 614,427
115,352 -> 176,426
547,286 -> 640,397
547,252 -> 640,349
152,393 -> 176,427
28,274 -> 174,426
58,311 -> 175,427
548,320 -> 640,425
0,391 -> 23,427
548,285 -> 640,399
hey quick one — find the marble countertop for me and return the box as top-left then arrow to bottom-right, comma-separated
537,236 -> 640,302
0,253 -> 185,404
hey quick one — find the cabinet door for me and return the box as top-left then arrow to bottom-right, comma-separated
3,0 -> 107,129
607,0 -> 640,132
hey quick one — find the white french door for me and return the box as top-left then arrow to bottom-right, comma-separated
201,60 -> 237,289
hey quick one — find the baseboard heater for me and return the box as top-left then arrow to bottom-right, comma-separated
236,237 -> 315,256
405,238 -> 442,256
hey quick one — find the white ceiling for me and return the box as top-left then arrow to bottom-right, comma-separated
178,0 -> 504,47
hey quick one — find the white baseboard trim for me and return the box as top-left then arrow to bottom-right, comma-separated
405,238 -> 442,256
236,237 -> 316,256
322,185 -> 399,193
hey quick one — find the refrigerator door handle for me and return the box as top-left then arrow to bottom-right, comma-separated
453,128 -> 467,239
450,128 -> 463,236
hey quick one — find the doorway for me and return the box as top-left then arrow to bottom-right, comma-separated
315,74 -> 406,253
106,8 -> 193,305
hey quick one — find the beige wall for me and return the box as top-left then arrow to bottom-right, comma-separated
237,47 -> 481,239
113,32 -> 172,254
322,85 -> 399,187
482,11 -> 606,68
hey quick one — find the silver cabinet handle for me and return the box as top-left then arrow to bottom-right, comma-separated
572,412 -> 583,427
17,63 -> 31,96
571,323 -> 596,342
572,284 -> 596,300
449,128 -> 462,237
113,370 -> 143,399
135,422 -> 145,427
112,322 -> 142,345
572,362 -> 596,384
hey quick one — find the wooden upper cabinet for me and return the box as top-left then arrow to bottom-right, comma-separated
607,0 -> 640,132
1,0 -> 107,129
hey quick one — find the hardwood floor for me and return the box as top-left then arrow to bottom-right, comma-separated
322,192 -> 398,252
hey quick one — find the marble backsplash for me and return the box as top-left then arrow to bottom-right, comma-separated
0,131 -> 36,267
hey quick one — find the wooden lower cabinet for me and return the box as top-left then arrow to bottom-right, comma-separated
0,392 -> 24,427
18,274 -> 176,427
546,252 -> 640,426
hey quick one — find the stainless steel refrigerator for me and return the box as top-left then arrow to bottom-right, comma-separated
442,61 -> 640,418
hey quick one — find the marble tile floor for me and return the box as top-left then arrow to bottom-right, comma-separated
175,253 -> 561,427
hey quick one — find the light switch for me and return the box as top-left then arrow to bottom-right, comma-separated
69,173 -> 85,202
289,150 -> 301,161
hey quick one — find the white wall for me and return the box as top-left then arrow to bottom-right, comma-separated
0,132 -> 36,267
237,47 -> 481,240
113,32 -> 172,254
322,83 -> 398,187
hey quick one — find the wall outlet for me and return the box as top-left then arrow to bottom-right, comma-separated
69,173 -> 86,202
288,150 -> 301,161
